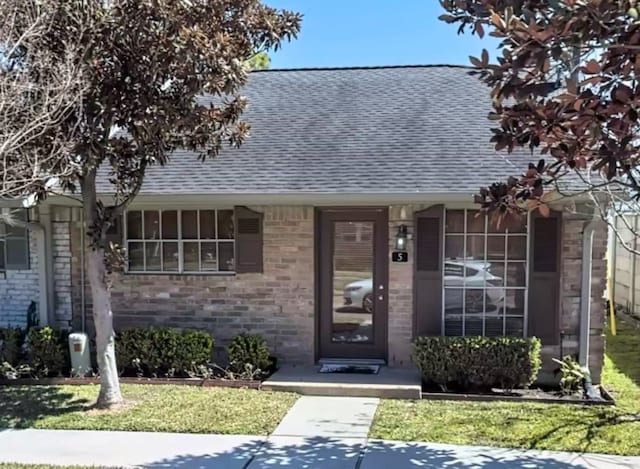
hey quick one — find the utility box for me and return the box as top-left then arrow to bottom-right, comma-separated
68,332 -> 91,377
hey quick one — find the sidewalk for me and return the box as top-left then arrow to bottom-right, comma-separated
0,396 -> 639,468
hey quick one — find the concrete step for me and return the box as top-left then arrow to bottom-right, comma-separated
262,365 -> 422,399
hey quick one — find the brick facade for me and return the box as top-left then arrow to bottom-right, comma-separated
51,202 -> 607,380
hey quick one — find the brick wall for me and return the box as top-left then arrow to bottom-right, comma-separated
0,233 -> 39,327
69,206 -> 315,365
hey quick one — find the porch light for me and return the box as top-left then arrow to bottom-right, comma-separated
395,224 -> 408,251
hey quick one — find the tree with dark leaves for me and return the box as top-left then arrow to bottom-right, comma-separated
0,0 -> 300,408
440,0 -> 640,244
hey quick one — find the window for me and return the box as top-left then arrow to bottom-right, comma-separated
125,209 -> 234,273
0,209 -> 30,271
443,209 -> 528,337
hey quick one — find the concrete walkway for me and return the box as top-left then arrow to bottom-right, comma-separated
0,396 -> 639,468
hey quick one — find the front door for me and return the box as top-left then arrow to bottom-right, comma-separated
317,208 -> 388,360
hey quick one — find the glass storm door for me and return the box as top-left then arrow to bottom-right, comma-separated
317,208 -> 388,360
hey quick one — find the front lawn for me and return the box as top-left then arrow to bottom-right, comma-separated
370,314 -> 640,456
0,384 -> 297,435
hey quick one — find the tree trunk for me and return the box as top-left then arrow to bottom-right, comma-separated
82,174 -> 123,408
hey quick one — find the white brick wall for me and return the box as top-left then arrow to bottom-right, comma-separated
0,233 -> 39,327
53,221 -> 72,327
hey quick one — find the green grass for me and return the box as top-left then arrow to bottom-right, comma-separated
0,384 -> 297,435
370,314 -> 640,455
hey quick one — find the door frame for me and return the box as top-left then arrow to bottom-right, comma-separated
314,207 -> 389,361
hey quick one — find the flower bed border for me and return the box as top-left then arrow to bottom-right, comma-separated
0,376 -> 261,389
420,386 -> 615,406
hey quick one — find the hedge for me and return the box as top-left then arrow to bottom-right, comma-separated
227,333 -> 271,376
0,328 -> 23,366
413,335 -> 541,392
116,327 -> 213,378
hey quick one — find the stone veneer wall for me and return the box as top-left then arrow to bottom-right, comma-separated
69,206 -> 315,364
0,232 -> 39,327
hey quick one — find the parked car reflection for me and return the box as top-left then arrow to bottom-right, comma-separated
341,260 -> 505,314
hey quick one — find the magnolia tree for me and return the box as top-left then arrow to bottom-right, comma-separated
440,0 -> 640,247
0,0 -> 300,407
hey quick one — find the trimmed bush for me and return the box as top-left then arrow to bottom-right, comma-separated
26,327 -> 68,377
0,328 -> 23,366
116,327 -> 213,377
413,335 -> 541,392
227,333 -> 271,375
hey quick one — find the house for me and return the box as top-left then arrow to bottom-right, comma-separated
0,65 -> 607,383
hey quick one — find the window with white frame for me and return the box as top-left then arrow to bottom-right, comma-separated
125,209 -> 235,273
443,209 -> 528,337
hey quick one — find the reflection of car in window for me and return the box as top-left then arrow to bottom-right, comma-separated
342,260 -> 505,314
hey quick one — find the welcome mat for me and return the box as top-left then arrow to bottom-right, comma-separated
318,364 -> 380,374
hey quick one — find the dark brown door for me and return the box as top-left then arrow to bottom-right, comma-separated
317,208 -> 388,360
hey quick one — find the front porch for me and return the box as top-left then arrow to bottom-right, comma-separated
262,364 -> 422,399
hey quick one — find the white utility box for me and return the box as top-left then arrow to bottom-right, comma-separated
68,332 -> 91,377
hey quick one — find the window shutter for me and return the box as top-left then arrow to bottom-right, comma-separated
234,206 -> 263,273
528,211 -> 561,344
5,209 -> 30,270
414,205 -> 444,336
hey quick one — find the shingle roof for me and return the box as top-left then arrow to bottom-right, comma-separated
102,65 -> 531,196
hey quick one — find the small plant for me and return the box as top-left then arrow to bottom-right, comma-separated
26,327 -> 67,378
552,355 -> 586,395
0,328 -> 23,366
227,333 -> 271,377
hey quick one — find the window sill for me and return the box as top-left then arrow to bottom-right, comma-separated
124,271 -> 236,277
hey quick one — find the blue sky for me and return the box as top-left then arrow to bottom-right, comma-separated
265,0 -> 499,69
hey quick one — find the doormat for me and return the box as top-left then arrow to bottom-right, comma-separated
318,364 -> 380,374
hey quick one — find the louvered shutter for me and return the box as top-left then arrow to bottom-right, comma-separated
414,205 -> 444,336
528,211 -> 561,344
234,206 -> 264,273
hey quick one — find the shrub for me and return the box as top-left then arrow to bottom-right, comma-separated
116,327 -> 213,378
26,327 -> 68,378
0,328 -> 23,366
413,335 -> 541,392
552,355 -> 586,395
227,333 -> 271,376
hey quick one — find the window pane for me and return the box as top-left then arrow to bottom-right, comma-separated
505,317 -> 524,336
445,236 -> 463,260
200,210 -> 216,240
465,315 -> 484,336
507,215 -> 527,234
445,210 -> 464,233
505,289 -> 526,316
444,289 -> 463,336
507,236 -> 527,260
162,211 -> 178,239
162,242 -> 179,272
145,242 -> 161,271
127,211 -> 143,239
487,236 -> 505,260
219,242 -> 235,271
217,210 -> 234,239
5,209 -> 27,237
144,211 -> 160,240
485,314 -> 504,337
466,210 -> 485,233
465,235 -> 484,260
128,242 -> 144,271
200,242 -> 218,271
0,240 -> 5,270
486,288 -> 505,312
182,211 -> 198,239
506,263 -> 526,287
465,288 -> 484,314
183,242 -> 199,271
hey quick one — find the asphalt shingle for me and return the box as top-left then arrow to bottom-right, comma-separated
99,65 -> 531,196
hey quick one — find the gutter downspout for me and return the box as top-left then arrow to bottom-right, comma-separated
579,206 -> 601,399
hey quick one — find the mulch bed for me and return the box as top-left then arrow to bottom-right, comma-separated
0,376 -> 262,389
421,383 -> 615,405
